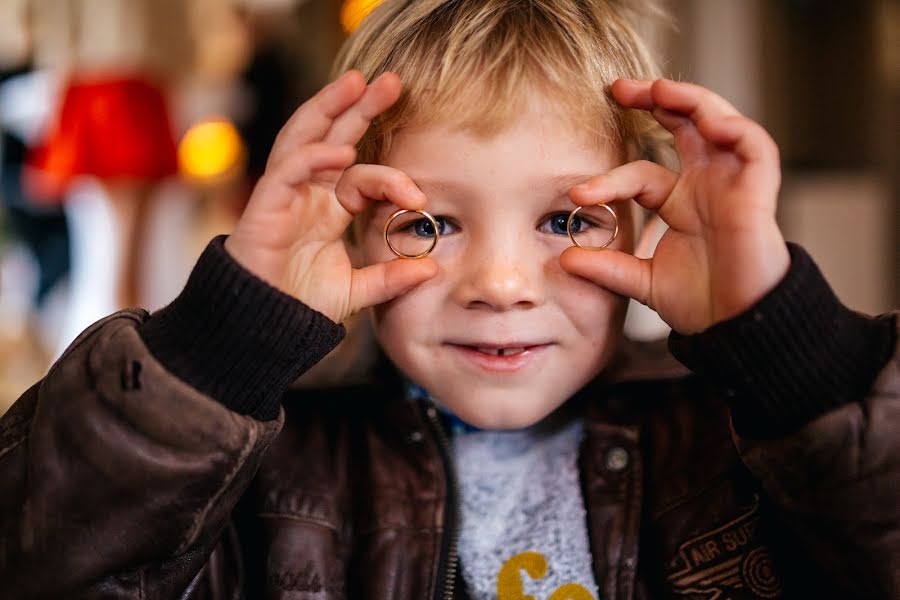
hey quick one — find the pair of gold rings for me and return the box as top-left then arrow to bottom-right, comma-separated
382,204 -> 619,259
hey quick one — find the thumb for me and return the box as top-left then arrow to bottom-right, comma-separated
349,258 -> 439,313
560,247 -> 653,308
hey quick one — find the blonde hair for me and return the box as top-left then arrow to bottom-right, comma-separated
333,0 -> 673,164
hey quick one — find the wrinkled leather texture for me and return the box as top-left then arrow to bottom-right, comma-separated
1,310 -> 898,599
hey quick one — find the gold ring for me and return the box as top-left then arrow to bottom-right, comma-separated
567,204 -> 618,250
383,209 -> 440,259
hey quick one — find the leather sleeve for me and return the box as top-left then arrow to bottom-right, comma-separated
668,244 -> 899,597
734,316 -> 900,599
0,310 -> 283,598
0,235 -> 346,598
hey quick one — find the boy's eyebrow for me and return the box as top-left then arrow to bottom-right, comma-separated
546,173 -> 596,194
411,178 -> 469,195
412,173 -> 599,197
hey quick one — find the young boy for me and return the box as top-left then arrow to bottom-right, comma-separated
2,1 -> 897,598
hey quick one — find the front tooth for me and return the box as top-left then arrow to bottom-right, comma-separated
477,347 -> 502,355
505,347 -> 526,355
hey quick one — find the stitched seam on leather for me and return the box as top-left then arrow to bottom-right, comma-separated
257,512 -> 339,531
613,451 -> 630,598
263,491 -> 360,506
650,467 -> 739,519
258,513 -> 438,536
47,309 -> 146,379
857,396 -> 870,478
175,422 -> 260,555
357,525 -> 442,535
0,434 -> 26,462
617,447 -> 642,599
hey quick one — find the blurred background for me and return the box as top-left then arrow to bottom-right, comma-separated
0,0 -> 897,414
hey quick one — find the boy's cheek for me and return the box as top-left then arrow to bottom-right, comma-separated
369,274 -> 438,333
553,267 -> 629,355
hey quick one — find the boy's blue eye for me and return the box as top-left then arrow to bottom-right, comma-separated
409,216 -> 451,237
539,210 -> 614,237
543,213 -> 581,235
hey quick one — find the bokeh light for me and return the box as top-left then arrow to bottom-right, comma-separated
177,119 -> 246,183
340,0 -> 383,33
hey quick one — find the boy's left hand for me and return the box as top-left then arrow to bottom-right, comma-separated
560,79 -> 791,335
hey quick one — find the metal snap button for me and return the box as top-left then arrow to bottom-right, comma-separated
604,446 -> 629,472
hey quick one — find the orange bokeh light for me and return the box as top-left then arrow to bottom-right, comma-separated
340,0 -> 383,33
178,118 -> 246,184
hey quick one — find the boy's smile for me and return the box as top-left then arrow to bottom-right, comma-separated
360,91 -> 634,429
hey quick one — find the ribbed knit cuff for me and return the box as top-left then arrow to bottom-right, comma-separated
668,243 -> 897,440
139,235 -> 346,420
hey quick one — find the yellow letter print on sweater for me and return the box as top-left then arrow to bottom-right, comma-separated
497,552 -> 596,600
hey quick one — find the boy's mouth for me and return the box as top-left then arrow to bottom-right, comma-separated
444,342 -> 553,373
472,347 -> 527,357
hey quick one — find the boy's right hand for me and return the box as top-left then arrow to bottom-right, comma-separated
224,71 -> 437,323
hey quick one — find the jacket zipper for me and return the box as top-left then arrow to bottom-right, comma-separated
422,401 -> 461,600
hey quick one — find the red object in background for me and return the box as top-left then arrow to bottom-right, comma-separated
27,75 -> 178,201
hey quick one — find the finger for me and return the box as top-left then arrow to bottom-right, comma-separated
349,257 -> 439,312
569,160 -> 678,211
613,78 -> 740,121
335,164 -> 428,215
267,143 -> 357,187
323,72 -> 402,146
612,80 -> 706,163
613,79 -> 741,163
267,70 -> 366,166
569,160 -> 697,232
694,113 -> 780,166
651,79 -> 739,121
559,247 -> 654,307
610,78 -> 654,110
650,107 -> 707,162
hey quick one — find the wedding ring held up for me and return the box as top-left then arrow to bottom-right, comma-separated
567,203 -> 618,250
383,209 -> 441,259
383,204 -> 618,259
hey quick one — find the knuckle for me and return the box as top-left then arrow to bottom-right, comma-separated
334,171 -> 351,195
298,143 -> 321,161
341,162 -> 365,180
389,170 -> 415,193
731,114 -> 753,129
263,155 -> 285,175
739,118 -> 779,158
753,123 -> 779,155
632,159 -> 657,172
767,137 -> 781,162
357,100 -> 381,121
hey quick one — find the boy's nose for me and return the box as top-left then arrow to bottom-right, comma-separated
453,244 -> 545,311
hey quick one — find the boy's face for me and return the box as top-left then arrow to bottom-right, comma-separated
359,91 -> 634,429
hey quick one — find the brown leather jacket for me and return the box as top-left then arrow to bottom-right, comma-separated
2,240 -> 899,599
